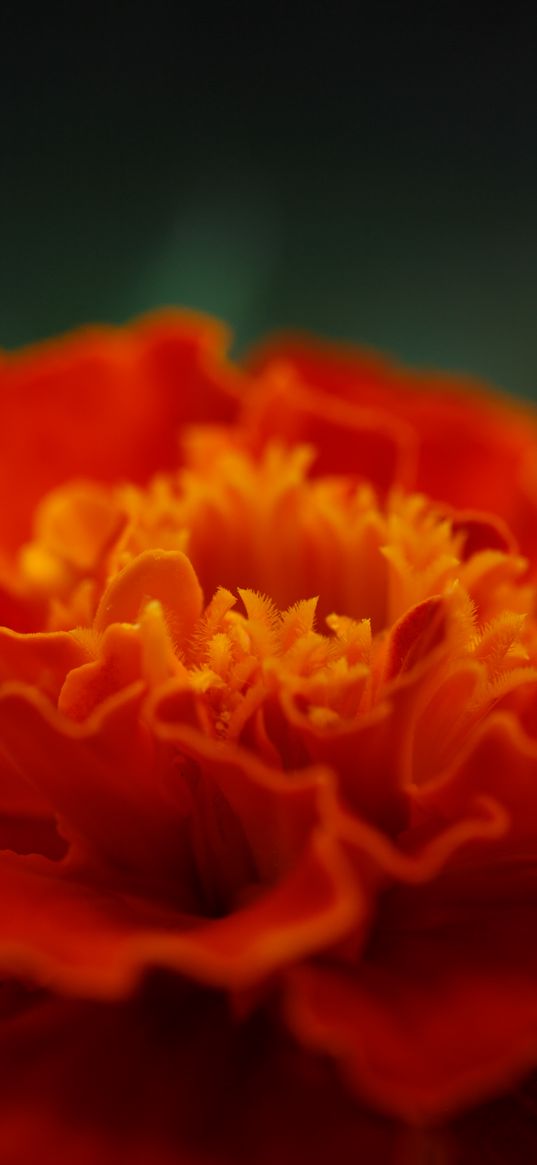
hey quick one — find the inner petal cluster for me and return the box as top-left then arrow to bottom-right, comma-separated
9,439 -> 536,815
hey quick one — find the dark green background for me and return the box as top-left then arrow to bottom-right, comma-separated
2,10 -> 536,397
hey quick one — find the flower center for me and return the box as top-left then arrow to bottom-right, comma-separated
13,440 -> 537,797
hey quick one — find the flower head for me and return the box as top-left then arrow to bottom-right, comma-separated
2,313 -> 537,1162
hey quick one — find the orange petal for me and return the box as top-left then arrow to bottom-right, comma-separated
28,482 -> 127,575
94,549 -> 203,652
58,624 -> 143,720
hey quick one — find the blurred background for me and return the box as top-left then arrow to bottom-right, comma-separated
2,7 -> 536,396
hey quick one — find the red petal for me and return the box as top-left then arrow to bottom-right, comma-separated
0,823 -> 359,996
383,596 -> 447,682
0,981 -> 401,1165
415,711 -> 537,847
0,312 -> 241,554
0,684 -> 362,994
0,684 -> 179,881
242,364 -> 416,494
246,337 -> 537,563
286,850 -> 537,1122
0,627 -> 89,702
271,695 -> 409,833
149,700 -> 333,876
450,509 -> 518,559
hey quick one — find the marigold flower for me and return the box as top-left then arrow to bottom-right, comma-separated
2,312 -> 537,1163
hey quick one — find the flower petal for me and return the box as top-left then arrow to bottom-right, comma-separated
0,312 -> 241,553
415,710 -> 537,845
286,847 -> 537,1121
94,549 -> 204,651
0,627 -> 89,701
243,362 -> 416,493
0,982 -> 400,1165
247,337 -> 537,560
0,683 -> 177,880
0,823 -> 360,996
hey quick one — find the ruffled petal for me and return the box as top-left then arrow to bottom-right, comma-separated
0,981 -> 401,1165
0,627 -> 90,700
0,681 -> 363,994
0,312 -> 241,553
0,683 -> 175,880
285,844 -> 537,1121
0,823 -> 359,996
414,709 -> 537,845
246,337 -> 537,561
242,361 -> 417,493
94,548 -> 204,649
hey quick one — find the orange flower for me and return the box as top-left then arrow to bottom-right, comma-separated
2,312 -> 537,1163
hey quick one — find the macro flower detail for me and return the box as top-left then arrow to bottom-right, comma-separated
2,313 -> 537,1162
